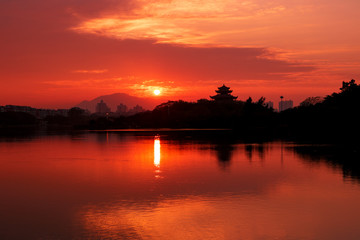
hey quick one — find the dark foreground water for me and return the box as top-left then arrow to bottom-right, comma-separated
1,131 -> 360,240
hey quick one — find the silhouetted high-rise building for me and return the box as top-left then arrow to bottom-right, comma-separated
96,100 -> 111,114
116,103 -> 128,115
279,100 -> 293,111
128,105 -> 145,115
210,84 -> 238,101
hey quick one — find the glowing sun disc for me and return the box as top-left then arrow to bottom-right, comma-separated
154,89 -> 161,95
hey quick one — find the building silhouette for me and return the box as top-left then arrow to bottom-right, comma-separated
210,84 -> 238,101
96,100 -> 111,114
127,105 -> 145,115
0,105 -> 69,118
116,103 -> 128,116
279,99 -> 293,111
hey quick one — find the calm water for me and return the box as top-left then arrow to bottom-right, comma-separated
1,131 -> 360,240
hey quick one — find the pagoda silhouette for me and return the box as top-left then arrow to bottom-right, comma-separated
210,84 -> 238,101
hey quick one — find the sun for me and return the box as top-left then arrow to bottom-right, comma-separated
153,89 -> 161,95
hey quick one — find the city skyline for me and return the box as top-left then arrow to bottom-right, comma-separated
1,89 -> 293,112
0,98 -> 291,112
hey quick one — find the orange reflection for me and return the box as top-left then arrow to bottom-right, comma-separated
154,135 -> 161,168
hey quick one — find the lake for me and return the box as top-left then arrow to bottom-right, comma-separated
1,131 -> 360,239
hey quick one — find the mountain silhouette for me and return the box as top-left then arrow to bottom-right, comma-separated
75,93 -> 164,113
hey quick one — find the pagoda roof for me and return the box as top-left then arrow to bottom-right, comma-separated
218,84 -> 230,90
216,89 -> 233,94
210,94 -> 238,100
215,85 -> 233,94
210,84 -> 237,101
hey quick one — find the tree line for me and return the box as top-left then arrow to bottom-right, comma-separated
1,79 -> 359,141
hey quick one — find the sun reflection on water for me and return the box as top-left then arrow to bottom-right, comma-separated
154,135 -> 161,168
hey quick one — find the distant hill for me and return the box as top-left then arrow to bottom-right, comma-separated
75,93 -> 164,113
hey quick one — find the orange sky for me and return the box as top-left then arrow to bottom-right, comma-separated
1,0 -> 360,109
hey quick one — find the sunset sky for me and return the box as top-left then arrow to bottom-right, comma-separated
1,0 -> 360,109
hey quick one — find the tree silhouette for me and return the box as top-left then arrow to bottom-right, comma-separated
340,79 -> 356,92
68,107 -> 86,118
300,96 -> 323,107
256,97 -> 266,105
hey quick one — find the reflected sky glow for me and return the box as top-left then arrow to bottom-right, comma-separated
1,133 -> 360,239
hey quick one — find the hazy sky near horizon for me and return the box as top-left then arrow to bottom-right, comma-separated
1,0 -> 360,108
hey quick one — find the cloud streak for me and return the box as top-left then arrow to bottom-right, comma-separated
70,0 -> 360,62
73,69 -> 108,74
72,0 -> 290,46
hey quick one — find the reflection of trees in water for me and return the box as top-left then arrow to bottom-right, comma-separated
257,144 -> 265,161
245,144 -> 253,161
292,145 -> 360,183
209,138 -> 270,169
92,131 -> 273,170
245,144 -> 266,162
214,143 -> 234,169
214,142 -> 268,169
